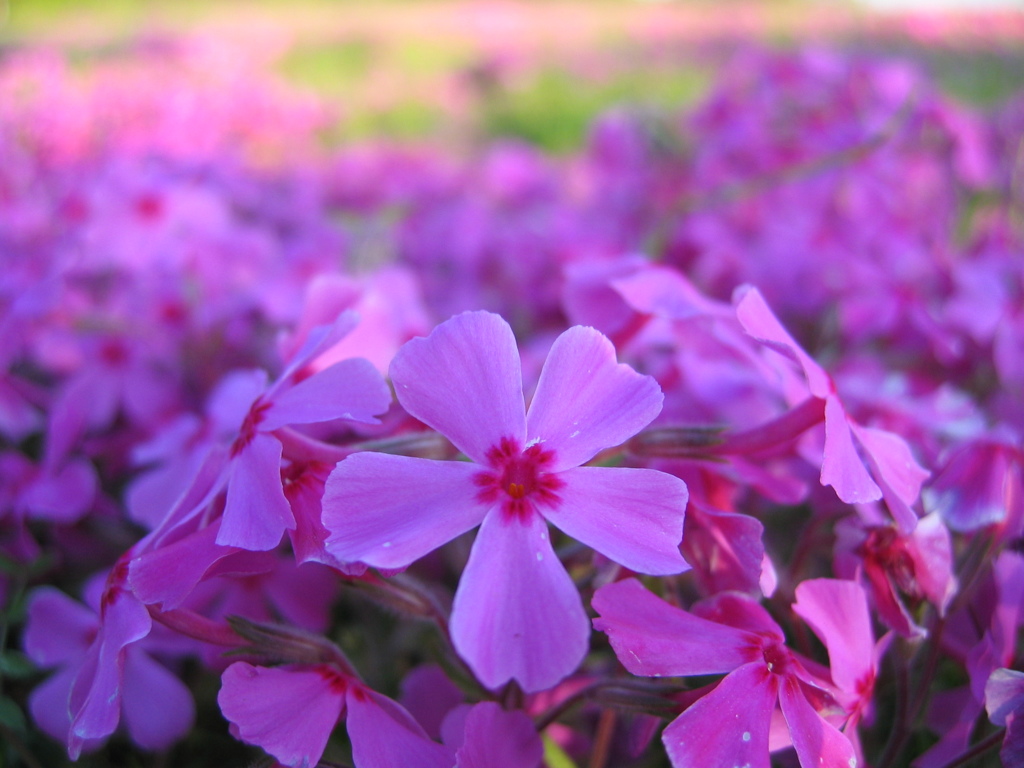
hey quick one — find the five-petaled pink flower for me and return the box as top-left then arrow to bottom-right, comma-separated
321,310 -> 689,692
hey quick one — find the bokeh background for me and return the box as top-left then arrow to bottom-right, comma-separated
4,0 -> 1023,153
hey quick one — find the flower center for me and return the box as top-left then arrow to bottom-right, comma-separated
474,436 -> 564,521
761,640 -> 791,676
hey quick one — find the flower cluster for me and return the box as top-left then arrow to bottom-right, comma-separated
2,37 -> 1024,768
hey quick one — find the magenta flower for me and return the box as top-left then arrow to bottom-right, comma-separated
322,311 -> 688,692
593,578 -> 857,768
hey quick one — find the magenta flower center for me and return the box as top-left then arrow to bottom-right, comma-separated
474,436 -> 565,521
761,639 -> 791,676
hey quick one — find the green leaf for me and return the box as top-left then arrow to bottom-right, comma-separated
0,651 -> 36,679
543,734 -> 578,768
0,696 -> 27,733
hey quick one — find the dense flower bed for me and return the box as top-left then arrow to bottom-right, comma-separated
2,36 -> 1024,768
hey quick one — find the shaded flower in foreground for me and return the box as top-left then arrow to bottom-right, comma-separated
322,310 -> 689,692
593,578 -> 858,768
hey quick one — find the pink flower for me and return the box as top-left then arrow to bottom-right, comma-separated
735,285 -> 929,532
593,578 -> 857,768
322,311 -> 688,692
22,576 -> 194,758
218,662 -> 454,768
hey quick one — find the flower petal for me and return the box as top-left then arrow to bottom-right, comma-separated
450,510 -> 589,692
261,357 -> 391,430
390,311 -> 525,464
24,587 -> 97,667
592,578 -> 755,677
821,396 -> 881,504
347,687 -> 456,768
68,589 -> 152,757
792,579 -> 874,696
121,648 -> 195,751
662,663 -> 778,768
546,466 -> 688,575
526,326 -> 662,471
217,433 -> 293,551
734,285 -> 832,399
218,663 -> 345,768
779,675 -> 858,768
454,702 -> 543,768
323,453 -> 486,568
129,521 -> 240,610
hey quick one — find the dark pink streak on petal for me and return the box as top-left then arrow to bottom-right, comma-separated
218,663 -> 346,768
592,579 -> 757,677
390,310 -> 526,465
549,466 -> 688,575
323,453 -> 485,569
526,325 -> 663,472
450,509 -> 589,693
779,675 -> 858,768
662,663 -> 778,768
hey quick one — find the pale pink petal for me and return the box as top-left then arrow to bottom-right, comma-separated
450,510 -> 589,692
592,578 -> 756,677
121,648 -> 194,750
322,453 -> 485,569
792,579 -> 874,695
346,687 -> 456,768
778,675 -> 858,768
546,466 -> 688,574
454,702 -> 543,768
662,663 -> 778,768
218,662 -> 344,768
526,326 -> 662,471
734,285 -> 832,398
821,396 -> 881,504
389,311 -> 525,464
261,357 -> 390,430
986,668 -> 1024,725
23,587 -> 97,666
217,433 -> 293,551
